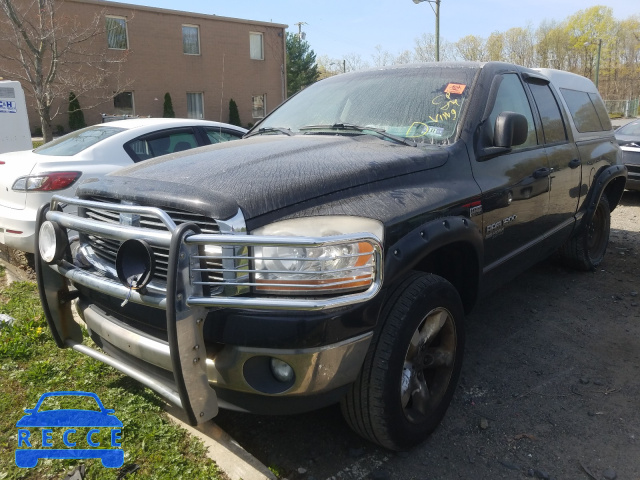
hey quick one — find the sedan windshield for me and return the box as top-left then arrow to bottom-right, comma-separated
34,125 -> 125,156
617,120 -> 640,136
257,64 -> 480,145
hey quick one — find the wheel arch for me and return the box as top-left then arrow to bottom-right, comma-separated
582,164 -> 627,224
384,216 -> 482,314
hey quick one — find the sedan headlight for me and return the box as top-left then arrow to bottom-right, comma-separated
250,216 -> 383,295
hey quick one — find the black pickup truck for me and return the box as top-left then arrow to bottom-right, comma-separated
36,62 -> 627,450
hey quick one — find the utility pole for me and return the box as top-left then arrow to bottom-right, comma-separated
595,38 -> 602,89
413,0 -> 441,62
294,22 -> 307,41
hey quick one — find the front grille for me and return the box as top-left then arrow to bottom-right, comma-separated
81,196 -> 222,284
625,164 -> 640,175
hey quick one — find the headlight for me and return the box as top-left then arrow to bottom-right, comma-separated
251,216 -> 383,295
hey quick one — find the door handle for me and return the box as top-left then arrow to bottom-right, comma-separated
532,167 -> 551,179
569,158 -> 581,169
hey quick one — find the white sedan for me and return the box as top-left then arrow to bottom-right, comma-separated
0,118 -> 246,253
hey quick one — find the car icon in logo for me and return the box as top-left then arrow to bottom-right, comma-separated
15,391 -> 123,468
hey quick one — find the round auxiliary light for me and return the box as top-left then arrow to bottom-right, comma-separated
115,239 -> 155,290
270,358 -> 294,383
38,221 -> 67,264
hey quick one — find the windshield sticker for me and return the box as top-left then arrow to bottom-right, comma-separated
405,122 -> 445,138
444,83 -> 466,95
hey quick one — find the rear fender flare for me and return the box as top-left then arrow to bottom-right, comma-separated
579,164 -> 627,230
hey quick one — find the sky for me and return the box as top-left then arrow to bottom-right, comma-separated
111,0 -> 639,62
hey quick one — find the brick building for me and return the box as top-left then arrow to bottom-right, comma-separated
1,0 -> 287,132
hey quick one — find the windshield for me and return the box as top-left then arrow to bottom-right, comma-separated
258,64 -> 480,145
617,120 -> 640,136
34,125 -> 126,156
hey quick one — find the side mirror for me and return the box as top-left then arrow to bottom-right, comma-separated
494,112 -> 528,148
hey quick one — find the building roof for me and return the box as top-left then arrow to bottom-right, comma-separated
67,0 -> 288,29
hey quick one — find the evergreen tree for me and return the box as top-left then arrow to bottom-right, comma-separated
68,92 -> 86,131
163,93 -> 175,118
228,99 -> 241,126
286,33 -> 320,97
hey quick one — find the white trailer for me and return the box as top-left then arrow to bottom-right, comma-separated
0,80 -> 32,154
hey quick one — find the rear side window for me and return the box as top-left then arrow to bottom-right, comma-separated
528,83 -> 567,144
559,88 -> 604,133
589,93 -> 612,131
204,127 -> 243,144
34,126 -> 125,156
125,129 -> 199,162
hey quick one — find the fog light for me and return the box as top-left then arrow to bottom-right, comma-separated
115,239 -> 155,289
38,221 -> 67,264
270,358 -> 294,383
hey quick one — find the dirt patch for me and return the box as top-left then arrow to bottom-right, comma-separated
214,191 -> 640,480
0,245 -> 35,281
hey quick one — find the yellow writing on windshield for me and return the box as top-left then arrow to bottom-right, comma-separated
428,92 -> 461,123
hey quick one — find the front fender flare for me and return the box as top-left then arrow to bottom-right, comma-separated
384,216 -> 483,287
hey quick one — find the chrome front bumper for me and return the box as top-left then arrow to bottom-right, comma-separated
35,196 -> 382,425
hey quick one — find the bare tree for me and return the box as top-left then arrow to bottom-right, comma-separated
372,44 -> 395,67
343,52 -> 370,72
414,33 -> 455,62
504,26 -> 535,67
455,35 -> 487,62
0,0 -> 130,142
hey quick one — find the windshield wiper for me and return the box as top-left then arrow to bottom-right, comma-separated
300,123 -> 416,147
245,127 -> 294,138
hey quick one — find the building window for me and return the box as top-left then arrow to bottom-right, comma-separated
252,94 -> 266,118
187,92 -> 204,119
182,25 -> 200,55
250,32 -> 264,60
106,16 -> 128,50
113,91 -> 134,115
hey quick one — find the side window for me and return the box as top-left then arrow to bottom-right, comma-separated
113,91 -> 134,116
105,16 -> 128,50
250,32 -> 264,60
182,25 -> 200,55
252,94 -> 266,119
187,93 -> 204,119
589,93 -> 612,131
125,129 -> 199,162
559,88 -> 602,133
528,83 -> 567,144
488,74 -> 537,148
204,128 -> 243,144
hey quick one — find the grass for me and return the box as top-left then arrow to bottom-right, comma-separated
0,270 -> 226,479
31,141 -> 43,149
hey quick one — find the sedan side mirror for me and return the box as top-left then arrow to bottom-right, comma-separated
494,111 -> 528,148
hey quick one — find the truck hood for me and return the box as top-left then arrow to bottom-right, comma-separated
76,135 -> 449,221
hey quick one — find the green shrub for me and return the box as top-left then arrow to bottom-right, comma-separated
163,92 -> 175,118
32,125 -> 42,137
228,98 -> 241,126
68,92 -> 86,131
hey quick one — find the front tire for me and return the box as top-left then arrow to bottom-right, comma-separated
341,273 -> 465,450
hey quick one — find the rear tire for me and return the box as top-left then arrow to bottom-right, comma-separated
341,272 -> 465,450
557,195 -> 610,271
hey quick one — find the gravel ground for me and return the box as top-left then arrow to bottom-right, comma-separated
215,190 -> 640,480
